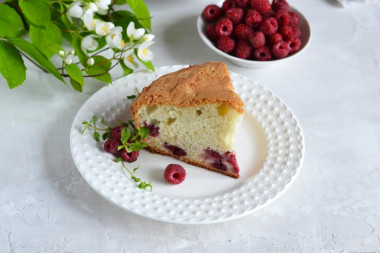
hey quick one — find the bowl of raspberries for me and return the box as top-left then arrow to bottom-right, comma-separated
197,0 -> 311,68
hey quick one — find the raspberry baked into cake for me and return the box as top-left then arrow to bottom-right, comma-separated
130,62 -> 244,178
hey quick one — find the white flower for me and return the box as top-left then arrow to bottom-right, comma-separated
95,0 -> 111,15
88,2 -> 98,12
137,41 -> 154,62
82,9 -> 99,31
58,50 -> 65,57
65,57 -> 73,65
106,26 -> 127,49
127,22 -> 145,41
81,35 -> 99,52
95,21 -> 115,36
87,57 -> 95,66
68,2 -> 83,19
142,34 -> 155,42
123,49 -> 139,70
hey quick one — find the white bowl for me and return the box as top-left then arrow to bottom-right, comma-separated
197,6 -> 311,69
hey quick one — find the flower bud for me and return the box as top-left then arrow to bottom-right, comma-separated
64,57 -> 73,65
58,50 -> 65,57
69,49 -> 75,55
87,57 -> 95,66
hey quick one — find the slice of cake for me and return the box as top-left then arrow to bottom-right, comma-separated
130,62 -> 244,178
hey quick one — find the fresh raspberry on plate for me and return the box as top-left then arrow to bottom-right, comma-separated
287,37 -> 301,53
268,32 -> 283,45
248,31 -> 265,49
104,139 -> 120,154
164,164 -> 186,184
235,0 -> 250,8
280,25 -> 294,40
272,0 -> 290,12
253,46 -> 272,61
217,36 -> 235,53
110,126 -> 124,140
250,0 -> 271,14
289,11 -> 299,26
202,4 -> 221,22
274,11 -> 291,26
235,40 -> 253,59
222,0 -> 236,12
215,18 -> 234,37
120,149 -> 139,163
245,9 -> 262,28
234,23 -> 253,41
260,17 -> 278,35
225,7 -> 244,25
272,41 -> 290,58
206,23 -> 217,41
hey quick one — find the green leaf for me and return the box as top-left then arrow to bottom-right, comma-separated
129,142 -> 144,151
139,127 -> 150,139
115,0 -> 128,4
7,38 -> 64,83
91,116 -> 98,124
120,60 -> 133,76
126,0 -> 151,31
115,158 -> 122,163
29,23 -> 62,59
93,131 -> 100,141
121,127 -> 131,144
70,77 -> 82,92
0,4 -> 24,37
102,132 -> 110,140
19,0 -> 50,27
127,95 -> 136,100
72,35 -> 88,66
112,11 -> 144,42
0,41 -> 26,89
65,63 -> 84,89
85,56 -> 112,83
133,166 -> 139,173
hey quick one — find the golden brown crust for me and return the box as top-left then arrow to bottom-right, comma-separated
145,146 -> 239,179
130,62 -> 245,121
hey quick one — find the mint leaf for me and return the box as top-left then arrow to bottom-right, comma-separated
139,127 -> 150,140
127,95 -> 136,100
19,0 -> 50,27
65,63 -> 84,89
126,0 -> 151,31
85,56 -> 112,83
7,38 -> 64,83
115,158 -> 122,163
93,131 -> 100,142
121,127 -> 131,144
29,23 -> 62,59
0,41 -> 26,89
102,132 -> 109,140
0,4 -> 24,37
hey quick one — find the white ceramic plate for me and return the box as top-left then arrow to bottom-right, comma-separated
70,65 -> 304,224
197,4 -> 311,69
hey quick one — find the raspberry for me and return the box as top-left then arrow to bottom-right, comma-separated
248,31 -> 265,49
143,121 -> 159,137
164,164 -> 186,184
234,24 -> 253,41
235,0 -> 250,8
225,7 -> 244,25
272,0 -> 290,12
245,9 -> 262,28
206,23 -> 217,41
289,12 -> 299,26
163,143 -> 187,156
120,149 -> 139,163
293,27 -> 301,38
235,40 -> 253,59
202,5 -> 221,22
253,46 -> 272,61
104,139 -> 120,154
110,126 -> 124,140
274,11 -> 291,26
268,32 -> 283,45
217,36 -> 235,53
272,41 -> 290,59
222,0 -> 236,12
287,37 -> 301,53
215,18 -> 234,37
250,0 -> 271,14
280,25 -> 294,40
224,152 -> 239,173
260,17 -> 278,35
